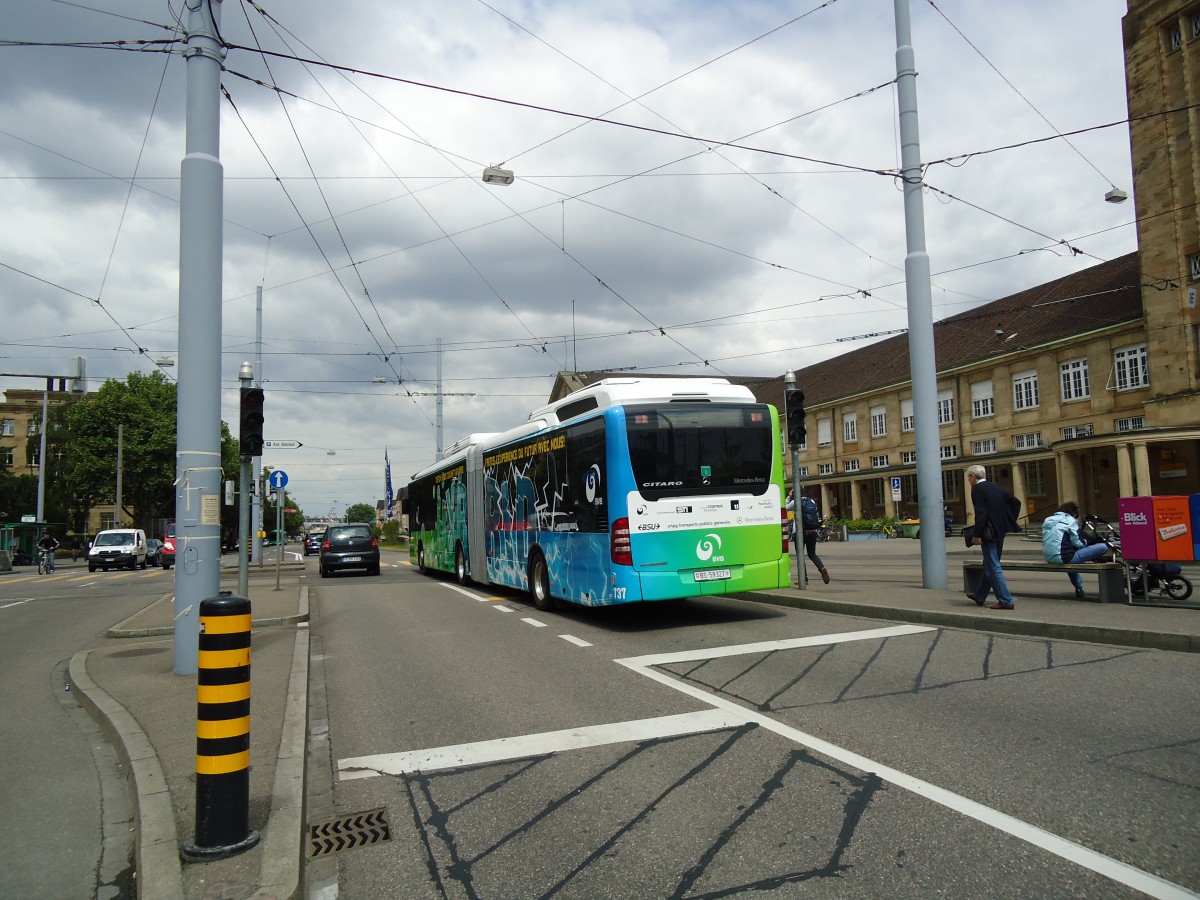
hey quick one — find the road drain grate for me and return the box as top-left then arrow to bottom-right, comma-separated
309,807 -> 391,858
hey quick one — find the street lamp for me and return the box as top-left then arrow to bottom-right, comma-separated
482,165 -> 514,185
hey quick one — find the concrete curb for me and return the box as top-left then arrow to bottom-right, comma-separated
748,590 -> 1200,653
69,649 -> 186,900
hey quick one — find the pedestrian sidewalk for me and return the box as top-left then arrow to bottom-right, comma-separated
69,569 -> 310,900
757,538 -> 1200,653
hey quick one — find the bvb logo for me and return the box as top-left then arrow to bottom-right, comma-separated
584,465 -> 601,503
695,533 -> 722,561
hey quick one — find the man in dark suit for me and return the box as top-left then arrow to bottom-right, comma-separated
966,464 -> 1020,609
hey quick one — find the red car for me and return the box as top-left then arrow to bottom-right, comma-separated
161,522 -> 176,569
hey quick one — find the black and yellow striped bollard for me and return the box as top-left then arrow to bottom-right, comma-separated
180,593 -> 261,861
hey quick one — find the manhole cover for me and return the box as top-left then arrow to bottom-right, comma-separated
309,807 -> 390,858
108,647 -> 169,658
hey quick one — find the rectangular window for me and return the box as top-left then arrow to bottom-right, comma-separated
798,466 -> 809,477
870,405 -> 887,438
1060,424 -> 1094,440
901,450 -> 917,464
843,459 -> 860,472
1024,460 -> 1046,497
872,479 -> 886,506
1060,358 -> 1090,401
971,438 -> 997,455
818,463 -> 833,476
1013,431 -> 1043,451
942,469 -> 960,502
900,398 -> 914,432
26,419 -> 38,436
0,419 -> 14,437
901,473 -> 919,504
1012,370 -> 1039,410
870,454 -> 889,468
936,389 -> 955,425
30,445 -> 40,466
817,418 -> 832,448
940,444 -> 959,460
1113,344 -> 1149,391
1115,416 -> 1145,432
970,380 -> 994,419
0,447 -> 12,466
626,403 -> 771,500
843,412 -> 858,443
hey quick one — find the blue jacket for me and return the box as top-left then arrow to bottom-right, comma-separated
1042,511 -> 1085,564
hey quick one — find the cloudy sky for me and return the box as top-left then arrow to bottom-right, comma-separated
2,0 -> 1137,520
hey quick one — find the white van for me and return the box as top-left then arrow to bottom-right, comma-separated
88,528 -> 148,572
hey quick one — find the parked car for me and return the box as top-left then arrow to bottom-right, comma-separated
161,522 -> 176,569
88,528 -> 148,572
303,529 -> 325,557
146,539 -> 163,567
318,524 -> 380,577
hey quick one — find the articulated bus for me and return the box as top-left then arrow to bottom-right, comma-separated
407,378 -> 791,609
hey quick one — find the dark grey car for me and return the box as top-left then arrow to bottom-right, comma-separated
303,529 -> 325,556
318,524 -> 380,577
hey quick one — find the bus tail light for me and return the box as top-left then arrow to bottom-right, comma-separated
611,518 -> 632,565
781,508 -> 790,553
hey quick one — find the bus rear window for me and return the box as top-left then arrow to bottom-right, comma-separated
625,403 -> 773,500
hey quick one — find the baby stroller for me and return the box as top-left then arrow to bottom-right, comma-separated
1083,514 -> 1193,603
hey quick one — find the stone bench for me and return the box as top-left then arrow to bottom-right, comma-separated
962,559 -> 1127,603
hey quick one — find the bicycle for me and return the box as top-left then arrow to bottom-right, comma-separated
880,522 -> 900,539
37,548 -> 55,575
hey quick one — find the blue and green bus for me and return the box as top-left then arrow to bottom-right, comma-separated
407,378 -> 790,608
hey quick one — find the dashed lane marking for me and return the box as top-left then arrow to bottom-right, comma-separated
559,634 -> 592,647
493,604 -> 514,613
521,617 -> 548,628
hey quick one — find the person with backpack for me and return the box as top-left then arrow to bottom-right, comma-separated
787,487 -> 830,585
1042,501 -> 1114,599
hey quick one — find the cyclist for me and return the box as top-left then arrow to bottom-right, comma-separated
38,531 -> 60,573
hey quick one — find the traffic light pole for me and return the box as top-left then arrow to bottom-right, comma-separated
237,363 -> 252,599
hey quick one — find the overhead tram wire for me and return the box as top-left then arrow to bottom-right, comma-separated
229,12 -> 408,387
925,0 -> 1124,192
476,0 -> 901,277
235,3 -> 717,376
236,1 -> 564,374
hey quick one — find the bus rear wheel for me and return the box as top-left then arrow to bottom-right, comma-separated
455,545 -> 468,584
417,545 -> 426,574
529,552 -> 553,611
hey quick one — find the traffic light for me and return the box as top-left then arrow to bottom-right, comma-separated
784,388 -> 806,444
239,387 -> 265,457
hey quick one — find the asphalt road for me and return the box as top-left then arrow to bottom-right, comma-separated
0,564 -> 173,898
308,556 -> 1200,899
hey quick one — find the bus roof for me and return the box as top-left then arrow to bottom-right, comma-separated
530,377 -> 755,426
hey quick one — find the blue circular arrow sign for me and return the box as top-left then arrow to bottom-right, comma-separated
269,470 -> 289,489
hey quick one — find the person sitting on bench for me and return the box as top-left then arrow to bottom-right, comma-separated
1042,501 -> 1114,598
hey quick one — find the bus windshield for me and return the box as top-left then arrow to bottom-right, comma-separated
625,402 -> 774,500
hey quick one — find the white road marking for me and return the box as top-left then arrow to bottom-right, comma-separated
615,634 -> 1194,900
521,617 -> 548,628
442,584 -> 493,602
559,634 -> 592,647
493,604 -> 514,613
338,709 -> 743,780
0,599 -> 32,610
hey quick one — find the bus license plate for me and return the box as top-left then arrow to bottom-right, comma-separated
694,568 -> 730,582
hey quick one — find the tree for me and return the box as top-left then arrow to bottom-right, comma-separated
344,503 -> 376,525
46,372 -> 241,532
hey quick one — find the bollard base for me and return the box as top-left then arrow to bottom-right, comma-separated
180,829 -> 260,863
